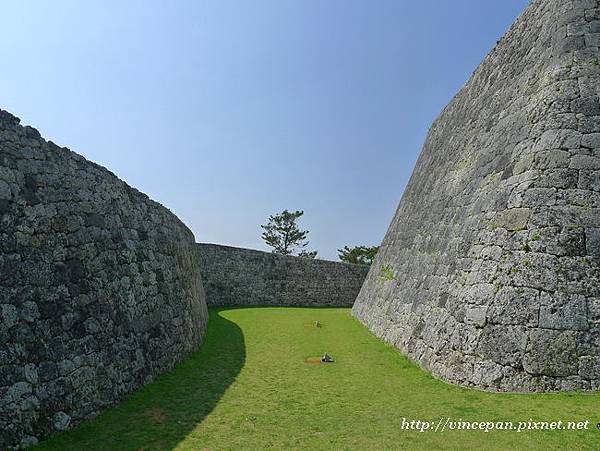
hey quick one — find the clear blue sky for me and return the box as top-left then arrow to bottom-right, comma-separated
1,0 -> 528,260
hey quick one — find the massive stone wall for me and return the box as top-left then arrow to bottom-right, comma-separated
353,0 -> 600,392
197,244 -> 368,307
0,110 -> 208,448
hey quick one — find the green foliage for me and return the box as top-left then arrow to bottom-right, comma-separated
453,156 -> 473,173
378,264 -> 395,283
298,250 -> 318,259
36,307 -> 600,450
521,239 -> 531,252
531,232 -> 541,241
260,209 -> 317,256
337,245 -> 379,265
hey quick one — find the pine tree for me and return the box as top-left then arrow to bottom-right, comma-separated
261,209 -> 317,257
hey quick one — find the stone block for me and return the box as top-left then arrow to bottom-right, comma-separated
523,329 -> 578,377
538,292 -> 588,330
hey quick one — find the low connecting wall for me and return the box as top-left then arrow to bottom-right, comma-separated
197,244 -> 369,307
0,110 -> 208,449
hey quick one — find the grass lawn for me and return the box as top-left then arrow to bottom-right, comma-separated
35,307 -> 600,450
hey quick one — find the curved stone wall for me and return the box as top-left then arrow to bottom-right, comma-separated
0,110 -> 208,448
353,0 -> 600,392
198,244 -> 368,307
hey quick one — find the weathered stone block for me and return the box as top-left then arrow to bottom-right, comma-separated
470,361 -> 504,387
487,286 -> 539,326
539,292 -> 588,330
587,228 -> 600,256
585,33 -> 600,47
570,154 -> 600,170
534,150 -> 570,169
477,325 -> 526,367
492,208 -> 530,231
579,356 -> 600,379
1,304 -> 18,328
465,305 -> 487,327
523,329 -> 578,377
536,129 -> 582,151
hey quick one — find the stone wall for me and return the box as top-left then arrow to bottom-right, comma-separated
0,110 -> 208,448
353,0 -> 600,392
197,244 -> 368,307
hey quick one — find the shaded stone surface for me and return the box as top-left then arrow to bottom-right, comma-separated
0,110 -> 208,448
197,243 -> 368,307
353,0 -> 600,392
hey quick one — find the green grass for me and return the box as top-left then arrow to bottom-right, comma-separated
35,307 -> 600,450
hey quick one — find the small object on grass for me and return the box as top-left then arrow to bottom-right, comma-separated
321,352 -> 334,363
314,320 -> 321,328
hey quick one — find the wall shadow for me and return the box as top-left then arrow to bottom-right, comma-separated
33,307 -> 245,450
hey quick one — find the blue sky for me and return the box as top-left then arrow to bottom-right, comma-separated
1,0 -> 528,260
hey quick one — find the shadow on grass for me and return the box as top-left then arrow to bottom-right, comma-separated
34,307 -> 245,451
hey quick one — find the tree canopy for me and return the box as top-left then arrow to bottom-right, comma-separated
338,245 -> 379,265
261,209 -> 317,257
